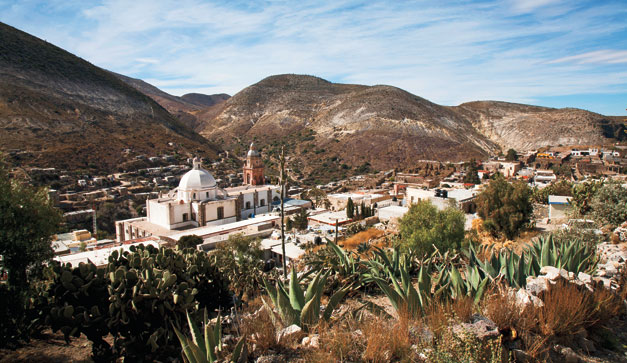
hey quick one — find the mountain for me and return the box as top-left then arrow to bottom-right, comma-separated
453,101 -> 626,151
114,73 -> 229,130
0,22 -> 219,171
196,74 -> 500,179
196,74 -> 625,180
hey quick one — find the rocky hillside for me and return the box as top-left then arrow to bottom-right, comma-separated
114,73 -> 229,130
197,74 -> 500,177
0,22 -> 220,171
453,101 -> 626,151
196,75 -> 624,180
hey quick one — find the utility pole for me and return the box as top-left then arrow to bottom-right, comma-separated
335,219 -> 338,244
279,147 -> 287,278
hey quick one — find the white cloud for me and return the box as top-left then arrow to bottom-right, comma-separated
548,50 -> 627,64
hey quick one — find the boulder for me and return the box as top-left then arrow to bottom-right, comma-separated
301,334 -> 320,349
452,314 -> 499,340
577,272 -> 592,284
554,344 -> 581,363
539,266 -> 569,281
516,288 -> 544,308
526,276 -> 549,295
276,324 -> 303,344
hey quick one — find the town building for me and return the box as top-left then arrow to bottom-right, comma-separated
116,147 -> 279,242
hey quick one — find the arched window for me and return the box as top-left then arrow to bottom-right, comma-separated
273,196 -> 279,202
245,201 -> 251,209
260,199 -> 265,207
193,193 -> 196,200
206,192 -> 209,198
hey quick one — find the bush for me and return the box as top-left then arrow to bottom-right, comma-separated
476,175 -> 533,240
398,200 -> 465,256
177,234 -> 203,249
47,244 -> 231,361
590,181 -> 627,228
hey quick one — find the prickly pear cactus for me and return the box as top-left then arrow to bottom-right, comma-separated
46,244 -> 232,362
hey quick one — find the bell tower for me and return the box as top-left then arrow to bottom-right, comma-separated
243,143 -> 265,185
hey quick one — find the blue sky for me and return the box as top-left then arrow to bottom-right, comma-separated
1,0 -> 626,115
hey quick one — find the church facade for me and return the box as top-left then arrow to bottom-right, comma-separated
116,144 -> 280,242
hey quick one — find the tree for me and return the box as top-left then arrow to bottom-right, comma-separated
398,200 -> 465,256
463,159 -> 480,184
286,217 -> 293,231
531,180 -> 573,204
97,202 -> 132,236
306,187 -> 328,208
177,235 -> 203,249
506,148 -> 518,161
293,208 -> 309,230
0,163 -> 61,287
476,175 -> 533,240
571,180 -> 604,217
346,197 -> 355,219
590,181 -> 627,228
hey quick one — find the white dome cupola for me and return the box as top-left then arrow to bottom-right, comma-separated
177,157 -> 218,202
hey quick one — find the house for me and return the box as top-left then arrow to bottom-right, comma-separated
548,195 -> 572,223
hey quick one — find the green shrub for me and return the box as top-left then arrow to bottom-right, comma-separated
398,200 -> 465,256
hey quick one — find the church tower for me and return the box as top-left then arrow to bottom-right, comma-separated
243,143 -> 265,185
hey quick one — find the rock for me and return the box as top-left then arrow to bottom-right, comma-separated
512,349 -> 532,362
301,334 -> 320,348
555,344 -> 581,363
256,354 -> 284,363
452,314 -> 499,340
516,288 -> 544,308
526,276 -> 549,295
577,272 -> 592,284
276,324 -> 303,344
540,266 -> 569,281
579,337 -> 596,353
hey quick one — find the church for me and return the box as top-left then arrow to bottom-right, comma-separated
116,143 -> 280,242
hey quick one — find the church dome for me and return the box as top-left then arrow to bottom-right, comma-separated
247,143 -> 260,157
178,159 -> 217,191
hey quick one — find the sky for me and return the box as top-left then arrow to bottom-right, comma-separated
0,0 -> 626,115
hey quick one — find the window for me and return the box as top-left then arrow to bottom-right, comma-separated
273,196 -> 279,202
193,193 -> 196,200
206,192 -> 209,198
217,206 -> 224,220
260,199 -> 265,207
183,213 -> 189,222
245,201 -> 251,209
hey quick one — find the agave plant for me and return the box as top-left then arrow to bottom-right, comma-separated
173,309 -> 246,363
526,234 -> 597,274
262,268 -> 352,329
466,244 -> 538,288
369,263 -> 431,318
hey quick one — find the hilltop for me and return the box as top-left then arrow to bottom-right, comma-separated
0,22 -> 220,171
192,74 -> 624,182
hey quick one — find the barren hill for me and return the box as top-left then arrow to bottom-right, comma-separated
198,74 -> 499,175
196,75 -> 625,180
0,22 -> 220,171
453,101 -> 626,151
114,74 -> 229,130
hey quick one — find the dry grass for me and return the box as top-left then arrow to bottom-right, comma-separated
339,228 -> 385,250
424,296 -> 474,337
539,281 -> 595,337
239,299 -> 280,355
362,309 -> 413,362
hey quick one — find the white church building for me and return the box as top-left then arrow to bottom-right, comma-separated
116,144 -> 280,242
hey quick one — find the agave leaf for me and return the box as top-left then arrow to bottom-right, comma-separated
262,278 -> 278,308
300,295 -> 320,327
322,285 -> 352,321
277,286 -> 299,326
374,278 -> 402,312
473,277 -> 489,304
186,310 -> 206,358
289,268 -> 305,311
173,325 -> 198,363
231,336 -> 247,363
